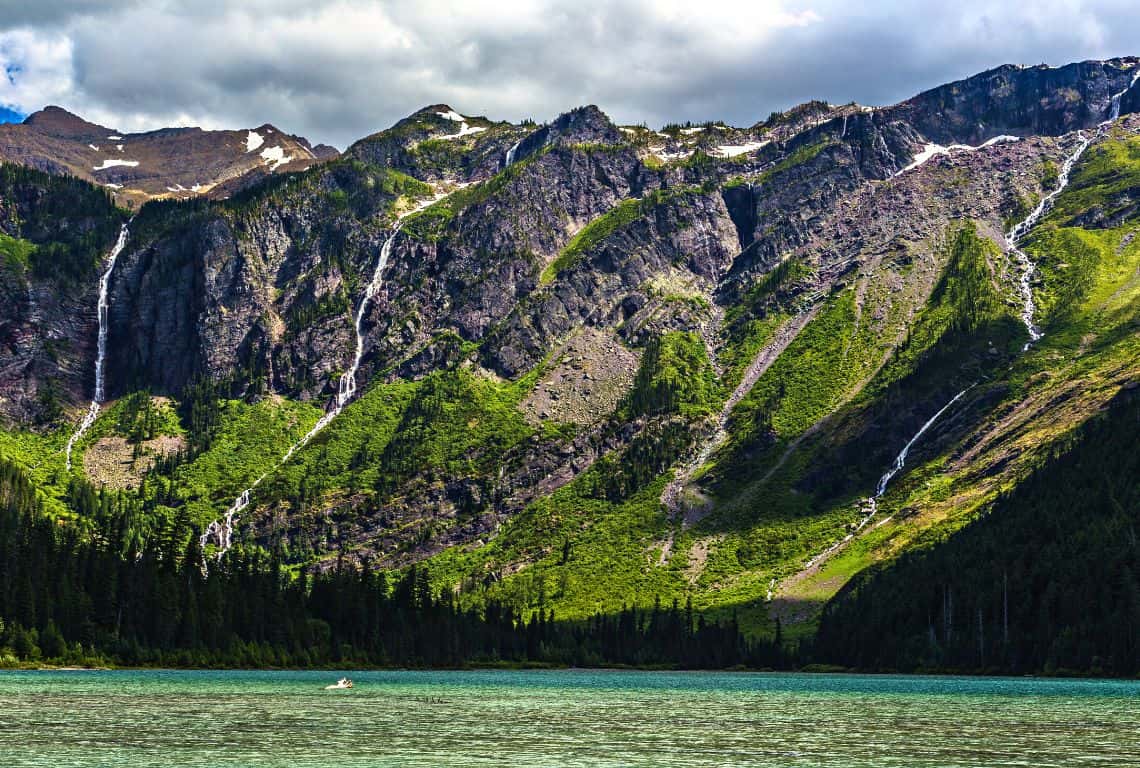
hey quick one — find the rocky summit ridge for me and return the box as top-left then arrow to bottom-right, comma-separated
0,106 -> 337,207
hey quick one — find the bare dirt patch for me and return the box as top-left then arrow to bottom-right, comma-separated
83,434 -> 184,490
519,328 -> 639,426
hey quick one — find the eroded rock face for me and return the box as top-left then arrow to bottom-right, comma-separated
0,171 -> 125,423
106,170 -> 391,402
886,59 -> 1140,144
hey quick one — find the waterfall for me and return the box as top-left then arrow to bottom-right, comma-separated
504,139 -> 521,168
1005,66 -> 1137,345
1106,67 -> 1140,123
776,75 -> 1134,590
1004,131 -> 1092,349
64,222 -> 131,471
873,386 -> 973,500
200,190 -> 453,556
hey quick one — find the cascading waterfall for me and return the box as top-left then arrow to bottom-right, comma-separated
800,90 -> 1131,572
873,386 -> 974,501
774,70 -> 1140,595
200,191 -> 451,556
1004,132 -> 1091,349
1106,67 -> 1140,123
504,139 -> 521,168
848,120 -> 1102,538
64,222 -> 131,471
1005,67 -> 1137,349
790,386 -> 975,581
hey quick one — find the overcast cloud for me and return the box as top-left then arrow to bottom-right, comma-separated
0,0 -> 1137,148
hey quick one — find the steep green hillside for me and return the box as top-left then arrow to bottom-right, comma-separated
815,388 -> 1140,674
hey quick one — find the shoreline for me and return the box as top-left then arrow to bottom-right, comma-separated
5,662 -> 1136,680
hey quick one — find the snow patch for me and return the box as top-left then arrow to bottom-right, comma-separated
438,121 -> 486,141
712,141 -> 769,158
93,158 -> 139,171
260,145 -> 292,170
107,135 -> 122,140
893,135 -> 1019,177
102,182 -> 123,190
116,144 -> 123,152
680,127 -> 705,135
436,109 -> 465,122
88,144 -> 99,151
649,147 -> 693,162
245,130 -> 265,152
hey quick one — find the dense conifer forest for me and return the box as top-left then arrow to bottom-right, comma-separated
0,455 -> 784,668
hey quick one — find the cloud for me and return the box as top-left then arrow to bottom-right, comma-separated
0,29 -> 74,114
0,0 -> 1137,148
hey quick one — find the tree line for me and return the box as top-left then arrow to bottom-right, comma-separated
0,456 -> 786,669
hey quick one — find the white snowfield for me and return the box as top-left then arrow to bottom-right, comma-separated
106,135 -> 123,140
893,135 -> 1019,177
649,147 -> 693,162
245,130 -> 265,152
680,127 -> 705,135
93,158 -> 140,171
436,110 -> 465,122
88,144 -> 99,151
437,119 -> 486,141
260,145 -> 292,170
102,182 -> 123,189
712,141 -> 769,158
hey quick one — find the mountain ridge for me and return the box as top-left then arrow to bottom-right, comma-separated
0,105 -> 338,207
0,56 -> 1138,662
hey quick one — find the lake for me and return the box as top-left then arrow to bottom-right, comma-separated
3,669 -> 1139,766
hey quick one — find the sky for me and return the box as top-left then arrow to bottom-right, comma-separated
0,0 -> 1137,148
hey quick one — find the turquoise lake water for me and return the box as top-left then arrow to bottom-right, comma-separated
2,669 -> 1139,766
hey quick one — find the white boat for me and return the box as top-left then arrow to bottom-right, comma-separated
324,677 -> 353,690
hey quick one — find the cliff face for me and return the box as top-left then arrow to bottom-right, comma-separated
0,168 -> 125,423
887,59 -> 1139,144
3,60 -> 1140,630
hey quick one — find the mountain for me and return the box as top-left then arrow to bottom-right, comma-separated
0,106 -> 338,207
1,57 -> 1139,671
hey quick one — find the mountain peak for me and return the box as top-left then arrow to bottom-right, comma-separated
23,106 -> 112,139
545,104 -> 622,145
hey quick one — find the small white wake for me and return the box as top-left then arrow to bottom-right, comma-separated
65,222 -> 131,471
